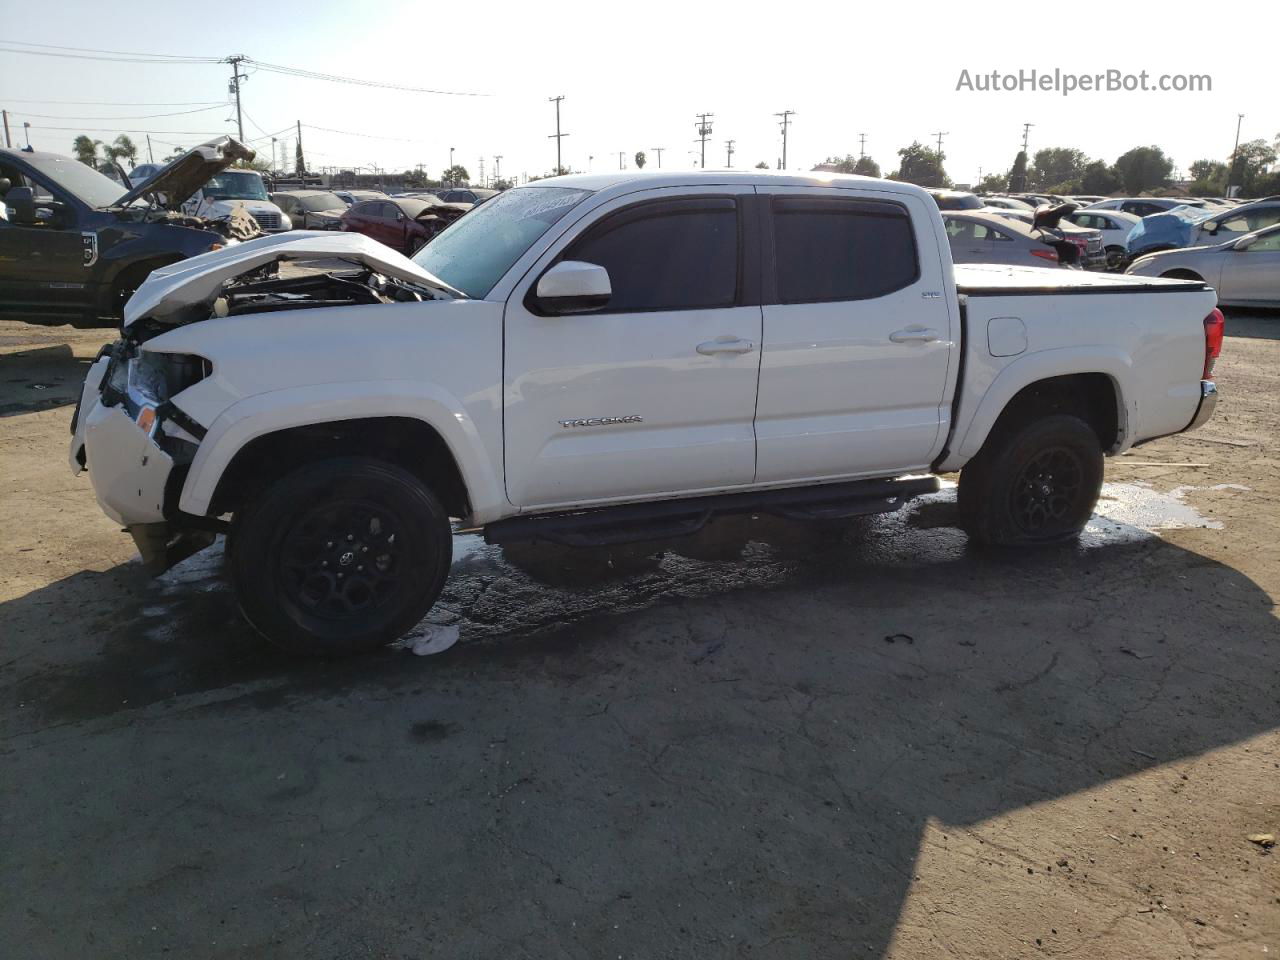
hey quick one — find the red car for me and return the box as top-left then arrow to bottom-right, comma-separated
339,196 -> 466,255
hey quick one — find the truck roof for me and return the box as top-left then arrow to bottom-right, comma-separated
523,169 -> 928,201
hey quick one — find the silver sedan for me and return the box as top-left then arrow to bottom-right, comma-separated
1125,224 -> 1280,308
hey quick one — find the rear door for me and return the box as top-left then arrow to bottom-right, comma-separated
502,187 -> 762,508
754,189 -> 956,483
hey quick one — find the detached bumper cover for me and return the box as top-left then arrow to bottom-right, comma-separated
81,402 -> 174,527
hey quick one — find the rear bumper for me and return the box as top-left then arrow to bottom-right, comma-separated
1182,380 -> 1218,433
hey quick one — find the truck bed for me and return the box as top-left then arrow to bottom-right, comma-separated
954,263 -> 1211,296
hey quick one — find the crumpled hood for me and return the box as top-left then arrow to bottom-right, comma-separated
117,136 -> 256,210
123,231 -> 466,328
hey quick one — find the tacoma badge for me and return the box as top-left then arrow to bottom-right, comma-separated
559,415 -> 644,428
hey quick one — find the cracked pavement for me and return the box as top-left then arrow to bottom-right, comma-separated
1,315 -> 1277,959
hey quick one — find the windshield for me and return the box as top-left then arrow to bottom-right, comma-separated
25,155 -> 126,208
299,192 -> 344,212
413,186 -> 591,298
202,171 -> 269,201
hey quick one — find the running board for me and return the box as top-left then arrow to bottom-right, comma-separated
483,476 -> 939,548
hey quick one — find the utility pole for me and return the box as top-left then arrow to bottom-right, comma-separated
931,131 -> 948,156
858,132 -> 867,158
652,147 -> 664,168
1228,113 -> 1245,195
775,110 -> 795,169
1020,122 -> 1034,156
1,110 -> 10,148
449,147 -> 455,184
618,151 -> 625,170
479,156 -> 485,186
694,113 -> 714,168
548,95 -> 567,174
146,134 -> 154,164
725,139 -> 735,167
271,137 -> 277,173
295,119 -> 304,175
224,54 -> 247,143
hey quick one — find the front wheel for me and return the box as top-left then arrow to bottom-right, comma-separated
958,415 -> 1104,546
229,457 -> 453,656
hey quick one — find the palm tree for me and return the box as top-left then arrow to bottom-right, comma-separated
72,135 -> 101,167
110,135 -> 138,167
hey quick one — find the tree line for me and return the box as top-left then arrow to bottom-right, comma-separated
820,136 -> 1280,198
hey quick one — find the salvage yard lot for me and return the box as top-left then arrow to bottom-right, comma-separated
1,317 -> 1277,958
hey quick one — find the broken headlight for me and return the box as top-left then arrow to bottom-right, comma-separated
104,348 -> 210,436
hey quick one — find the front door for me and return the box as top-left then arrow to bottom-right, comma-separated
0,170 -> 92,320
503,188 -> 762,509
753,188 -> 956,483
1222,229 -> 1280,304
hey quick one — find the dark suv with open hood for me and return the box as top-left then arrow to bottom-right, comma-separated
0,137 -> 260,327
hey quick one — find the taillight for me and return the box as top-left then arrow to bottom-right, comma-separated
1030,248 -> 1058,262
1203,308 -> 1225,380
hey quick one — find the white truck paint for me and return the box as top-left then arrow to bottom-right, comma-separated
69,171 -> 1223,655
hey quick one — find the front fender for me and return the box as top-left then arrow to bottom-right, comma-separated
178,379 -> 507,522
939,346 -> 1132,472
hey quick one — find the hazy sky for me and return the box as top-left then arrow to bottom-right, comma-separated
2,0 -> 1275,185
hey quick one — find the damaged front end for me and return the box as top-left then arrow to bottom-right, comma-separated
70,232 -> 465,574
118,203 -> 262,242
69,339 -> 220,573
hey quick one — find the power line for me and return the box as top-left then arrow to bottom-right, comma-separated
244,58 -> 487,97
9,104 -> 231,121
2,98 -> 227,106
0,39 -> 220,61
0,46 -> 219,65
21,124 -> 230,134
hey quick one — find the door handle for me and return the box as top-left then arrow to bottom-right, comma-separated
889,327 -> 940,343
696,336 -> 755,356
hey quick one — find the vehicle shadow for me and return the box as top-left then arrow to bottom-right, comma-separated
2,494 -> 1277,957
0,343 -> 92,418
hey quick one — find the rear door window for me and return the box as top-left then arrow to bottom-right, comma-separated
773,198 -> 919,303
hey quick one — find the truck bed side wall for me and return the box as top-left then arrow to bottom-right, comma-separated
939,288 -> 1217,472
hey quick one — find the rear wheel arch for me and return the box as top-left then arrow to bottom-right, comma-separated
981,373 -> 1121,454
209,416 -> 471,521
1160,268 -> 1205,283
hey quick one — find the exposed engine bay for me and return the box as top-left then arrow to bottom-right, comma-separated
121,232 -> 465,336
117,204 -> 263,242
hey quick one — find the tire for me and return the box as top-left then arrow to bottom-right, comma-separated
228,457 -> 452,656
1160,269 -> 1205,283
958,415 -> 1103,546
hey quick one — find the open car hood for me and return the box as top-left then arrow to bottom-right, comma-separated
116,136 -> 256,210
123,231 -> 465,328
1031,201 -> 1078,231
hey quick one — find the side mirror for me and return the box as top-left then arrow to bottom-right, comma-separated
1232,236 -> 1254,251
533,260 -> 612,314
6,186 -> 36,224
1202,222 -> 1219,236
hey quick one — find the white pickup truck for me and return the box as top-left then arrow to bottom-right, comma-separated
69,171 -> 1224,656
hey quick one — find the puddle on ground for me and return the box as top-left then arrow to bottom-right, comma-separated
1086,481 -> 1247,543
131,478 -> 1247,650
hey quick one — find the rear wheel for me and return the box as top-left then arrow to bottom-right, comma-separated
229,457 -> 452,656
958,415 -> 1103,546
